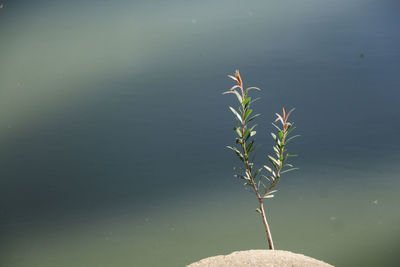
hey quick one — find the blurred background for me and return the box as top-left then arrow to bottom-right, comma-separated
0,0 -> 399,266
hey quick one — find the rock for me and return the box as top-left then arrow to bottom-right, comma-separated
187,250 -> 334,267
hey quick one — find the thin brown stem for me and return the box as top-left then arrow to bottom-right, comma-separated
259,199 -> 274,250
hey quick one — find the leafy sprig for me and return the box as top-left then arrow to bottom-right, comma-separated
223,69 -> 298,250
261,107 -> 299,198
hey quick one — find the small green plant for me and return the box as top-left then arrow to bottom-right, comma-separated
223,70 -> 299,250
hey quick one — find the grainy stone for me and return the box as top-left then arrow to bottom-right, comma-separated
187,250 -> 334,267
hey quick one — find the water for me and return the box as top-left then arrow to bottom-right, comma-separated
0,0 -> 400,266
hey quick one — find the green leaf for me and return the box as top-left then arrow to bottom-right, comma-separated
246,140 -> 254,154
261,175 -> 274,182
245,86 -> 261,93
268,160 -> 277,170
234,127 -> 242,137
250,131 -> 256,137
223,88 -> 243,103
243,109 -> 253,120
233,174 -> 250,180
286,134 -> 300,144
247,114 -> 260,123
245,125 -> 257,141
263,165 -> 273,173
271,123 -> 282,132
242,97 -> 251,107
281,168 -> 299,174
267,155 -> 280,170
233,90 -> 243,103
253,167 -> 263,178
263,195 -> 274,199
250,97 -> 261,104
229,106 -> 243,124
271,132 -> 277,141
278,131 -> 284,140
250,124 -> 257,132
226,146 -> 245,162
286,125 -> 296,135
267,190 -> 278,195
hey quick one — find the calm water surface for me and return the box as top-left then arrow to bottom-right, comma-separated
0,0 -> 399,266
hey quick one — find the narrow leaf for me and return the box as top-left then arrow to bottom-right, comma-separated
268,155 -> 280,167
275,113 -> 284,124
229,106 -> 243,124
278,131 -> 284,140
245,124 -> 257,141
245,86 -> 261,93
242,97 -> 251,107
234,174 -> 250,181
246,140 -> 254,154
247,113 -> 260,123
286,108 -> 295,119
228,75 -> 237,82
249,97 -> 261,104
226,146 -> 244,162
253,167 -> 263,178
243,109 -> 253,120
263,165 -> 273,173
271,122 -> 282,132
286,134 -> 300,144
271,132 -> 277,141
234,127 -> 242,137
223,89 -> 243,103
281,168 -> 299,174
261,175 -> 274,182
286,126 -> 296,135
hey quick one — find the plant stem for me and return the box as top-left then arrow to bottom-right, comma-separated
259,199 -> 274,250
238,93 -> 275,250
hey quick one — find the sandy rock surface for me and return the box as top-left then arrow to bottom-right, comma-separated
187,250 -> 334,267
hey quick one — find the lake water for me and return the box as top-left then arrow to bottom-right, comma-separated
0,0 -> 399,266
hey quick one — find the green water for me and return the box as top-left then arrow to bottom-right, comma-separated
2,163 -> 400,266
1,0 -> 400,266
